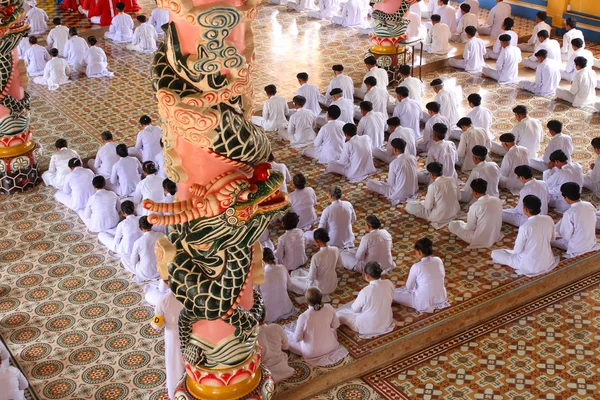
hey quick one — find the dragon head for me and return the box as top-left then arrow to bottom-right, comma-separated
0,0 -> 28,35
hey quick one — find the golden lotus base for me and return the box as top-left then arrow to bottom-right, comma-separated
369,44 -> 406,55
186,369 -> 262,400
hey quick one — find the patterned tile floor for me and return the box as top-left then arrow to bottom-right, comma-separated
1,1 -> 600,399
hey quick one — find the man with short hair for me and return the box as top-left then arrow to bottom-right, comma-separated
47,17 -> 69,56
543,149 -> 584,213
502,165 -> 549,227
295,72 -> 321,117
356,101 -> 385,149
450,93 -> 493,141
63,27 -> 88,74
79,176 -> 121,233
448,26 -> 486,73
503,105 -> 544,159
88,131 -> 119,178
436,0 -> 457,32
418,123 -> 458,183
398,64 -> 423,105
121,216 -> 162,282
322,64 -> 354,103
24,36 -> 50,76
42,139 -> 80,190
497,133 -> 530,193
327,123 -> 377,183
329,88 -> 354,124
561,18 -> 585,61
556,57 -> 598,108
518,11 -> 551,53
460,146 -> 500,203
482,33 -> 522,84
484,17 -> 518,59
54,158 -> 95,212
284,95 -> 316,147
519,49 -> 561,96
104,2 -> 134,43
478,0 -> 511,38
522,31 -> 561,69
455,117 -> 490,172
418,102 -> 450,154
340,216 -> 395,274
356,56 -> 388,99
417,14 -> 451,54
331,0 -> 364,28
252,84 -> 289,131
363,76 -> 389,117
126,15 -> 158,53
134,115 -> 163,162
34,48 -> 71,90
559,38 -> 594,82
429,78 -> 461,126
392,86 -> 421,137
303,105 -> 345,164
529,120 -> 573,171
374,117 -> 416,162
451,3 -> 478,43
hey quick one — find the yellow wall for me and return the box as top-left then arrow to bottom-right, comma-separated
568,0 -> 600,17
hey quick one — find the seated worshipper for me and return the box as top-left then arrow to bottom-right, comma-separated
356,101 -> 385,148
275,212 -> 308,271
416,14 -> 451,55
134,115 -> 163,162
341,215 -> 395,274
517,11 -> 551,53
529,120 -> 573,172
435,0 -> 457,32
79,176 -> 120,233
502,165 -> 549,227
260,228 -> 274,251
121,216 -> 161,282
362,77 -> 389,117
418,102 -> 450,154
355,56 -> 389,99
252,85 -> 288,131
460,145 -> 499,198
110,143 -> 143,196
162,178 -> 177,203
374,117 -> 416,162
88,131 -> 119,178
448,26 -> 486,73
481,34 -> 522,84
303,105 -> 345,163
289,228 -> 340,298
83,36 -> 114,78
287,0 -> 317,12
17,34 -> 30,59
307,0 -> 340,20
337,261 -> 395,337
104,2 -> 134,43
133,162 -> 164,216
260,248 -> 296,322
492,105 -> 542,158
321,64 -> 354,104
331,0 -> 363,28
24,36 -> 50,77
451,3 -> 478,43
406,7 -> 426,41
0,353 -> 29,400
42,138 -> 80,190
34,48 -> 71,90
328,88 -> 354,125
295,72 -> 321,117
561,18 -> 585,61
455,117 -> 491,172
257,314 -> 295,384
327,123 -> 377,183
25,3 -> 48,35
305,185 -> 356,249
449,178 -> 504,248
289,174 -> 318,230
368,138 -> 419,205
551,182 -> 600,258
398,64 -> 423,105
430,78 -> 461,128
583,137 -> 600,196
392,86 -> 421,138
450,93 -> 493,141
47,18 -> 69,56
484,17 -> 518,59
268,152 -> 292,193
285,287 -> 348,366
556,57 -> 598,108
393,237 -> 450,313
407,162 -> 461,228
519,50 -> 561,96
559,39 -> 594,82
491,195 -> 559,276
149,4 -> 169,36
521,31 -> 561,69
64,28 -> 89,74
126,15 -> 158,54
423,0 -> 441,19
543,149 -> 584,213
98,200 -> 142,255
54,158 -> 95,212
497,133 -> 530,193
418,124 -> 458,183
284,95 -> 316,147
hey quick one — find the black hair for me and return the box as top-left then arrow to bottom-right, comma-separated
293,95 -> 306,106
282,212 -> 299,230
560,182 -> 581,201
431,14 -> 441,22
571,38 -> 583,49
399,64 -> 411,76
139,115 -> 152,125
499,133 -> 516,143
313,228 -> 330,243
88,36 -> 97,45
92,175 -> 106,189
143,161 -> 157,175
387,117 -> 401,127
139,215 -> 153,230
467,93 -> 482,106
364,76 -> 377,87
327,105 -> 341,120
55,139 -> 68,148
426,102 -> 440,112
414,237 -> 433,256
264,84 -> 277,96
426,161 -> 444,176
364,261 -> 383,279
137,15 -> 147,23
472,145 -> 488,161
116,1 -> 126,11
329,185 -> 342,199
391,138 -> 406,152
460,3 -> 470,12
163,178 -> 177,195
470,178 -> 488,194
296,72 -> 309,81
591,137 -> 600,149
546,120 -> 562,134
536,11 -> 547,21
68,158 -> 81,168
566,17 -> 577,29
343,123 -> 357,137
306,287 -> 323,310
121,200 -> 135,215
395,86 -> 409,98
262,247 -> 276,264
360,101 -> 373,112
514,165 -> 533,179
503,17 -> 514,30
432,123 -> 447,140
534,49 -> 548,58
549,149 -> 568,163
69,27 -> 78,36
512,105 -> 527,115
465,26 -> 477,37
293,173 -> 306,189
101,130 -> 113,141
536,30 -> 549,39
523,195 -> 542,215
574,56 -> 588,69
366,215 -> 382,229
116,143 -> 129,157
332,64 -> 344,72
457,117 -> 472,128
364,56 -> 377,66
49,48 -> 59,57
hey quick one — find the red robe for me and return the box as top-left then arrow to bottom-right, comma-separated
123,0 -> 141,12
95,0 -> 118,26
60,0 -> 79,11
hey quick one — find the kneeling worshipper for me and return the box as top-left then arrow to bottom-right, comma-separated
54,158 -> 95,212
121,216 -> 161,282
326,123 -> 377,183
0,346 -> 29,400
302,105 -> 345,163
64,28 -> 89,75
398,65 -> 423,105
451,3 -> 478,43
34,48 -> 71,90
497,133 -> 530,194
331,0 -> 363,28
418,123 -> 458,183
327,88 -> 354,125
517,11 -> 551,53
126,15 -> 158,53
518,49 -> 561,96
491,105 -> 542,159
543,149 -> 584,213
336,261 -> 395,338
367,138 -> 418,205
275,212 -> 308,271
393,237 -> 450,313
25,3 -> 48,35
42,138 -> 80,190
484,17 -> 517,60
284,95 -> 316,147
418,102 -> 450,154
47,18 -> 69,56
134,115 -> 163,163
24,36 -> 50,77
257,313 -> 295,383
521,30 -> 561,69
356,100 -> 386,149
268,152 -> 292,193
149,4 -> 169,36
529,120 -> 573,172
502,165 -> 549,227
561,18 -> 585,61
450,93 -> 493,142
288,173 -> 318,230
392,87 -> 421,139
481,33 -> 522,84
491,195 -> 559,276
83,36 -> 115,78
406,162 -> 461,229
362,77 -> 389,117
460,146 -> 500,203
307,0 -> 340,19
416,14 -> 451,55
259,248 -> 296,322
374,117 -> 416,162
478,0 -> 511,37
285,287 -> 349,366
455,117 -> 491,173
321,64 -> 354,104
355,56 -> 389,100
98,200 -> 141,256
79,176 -> 121,233
104,2 -> 134,43
556,57 -> 598,108
583,137 -> 600,196
448,178 -> 504,248
295,72 -> 321,117
110,143 -> 143,196
430,78 -> 461,128
133,162 -> 164,216
305,185 -> 356,249
88,131 -> 118,178
252,84 -> 289,132
341,215 -> 395,274
559,39 -> 594,82
551,182 -> 600,258
448,26 -> 486,73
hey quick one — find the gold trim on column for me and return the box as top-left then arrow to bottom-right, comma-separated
185,370 -> 261,400
0,140 -> 35,158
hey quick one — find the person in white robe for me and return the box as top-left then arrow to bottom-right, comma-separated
543,149 -> 584,213
460,145 -> 500,203
135,115 -> 163,162
25,5 -> 48,35
17,35 -> 31,59
111,143 -> 143,196
416,15 -> 451,54
393,237 -> 450,313
287,0 -> 317,11
450,93 -> 493,141
24,36 -> 50,76
418,102 -> 449,154
151,290 -> 184,399
78,176 -> 121,233
561,18 -> 585,61
517,11 -> 551,53
392,86 -> 421,139
559,39 -> 594,82
0,357 -> 29,400
63,28 -> 88,75
398,65 -> 423,105
462,0 -> 479,19
422,0 -> 441,19
104,2 -> 134,43
269,153 -> 292,193
42,139 -> 80,190
374,117 -> 416,162
530,120 -> 573,172
98,200 -> 142,255
83,36 -> 114,78
260,248 -> 296,322
492,105 -> 542,158
521,31 -> 561,69
484,17 -> 518,59
307,0 -> 340,19
406,9 -> 426,40
288,174 -> 318,231
47,18 -> 69,56
449,178 -> 504,248
341,215 -> 395,273
451,3 -> 478,43
321,64 -> 354,104
133,162 -> 164,216
583,137 -> 600,196
257,319 -> 295,383
284,95 -> 316,147
305,186 -> 356,249
519,50 -> 561,96
408,162 -> 461,228
54,158 -> 94,212
496,133 -> 530,193
148,5 -> 169,35
34,48 -> 71,90
478,0 -> 511,38
275,212 -> 308,271
289,228 -> 340,298
331,0 -> 364,28
502,165 -> 549,227
303,105 -> 345,163
121,216 -> 161,282
418,124 -> 458,183
435,0 -> 457,32
491,194 -> 559,276
556,57 -> 598,108
294,72 -> 321,117
482,34 -> 522,84
88,131 -> 119,180
361,77 -> 389,118
455,117 -> 491,172
448,26 -> 486,73
126,15 -> 158,53
252,84 -> 289,131
327,124 -> 377,183
430,78 -> 461,127
328,88 -> 354,125
337,261 -> 395,337
285,287 -> 348,366
355,56 -> 389,99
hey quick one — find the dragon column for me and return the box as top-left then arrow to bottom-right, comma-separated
148,0 -> 290,398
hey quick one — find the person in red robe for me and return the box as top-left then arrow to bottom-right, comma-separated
90,0 -> 117,26
123,0 -> 140,12
60,0 -> 79,11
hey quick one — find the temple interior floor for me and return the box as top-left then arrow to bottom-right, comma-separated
1,1 -> 600,399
